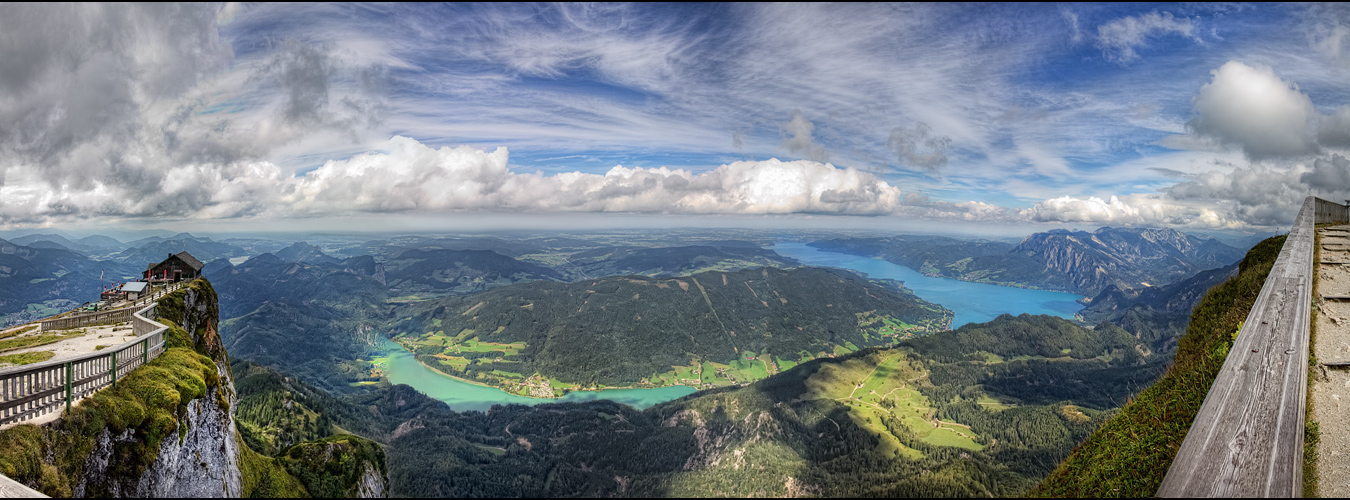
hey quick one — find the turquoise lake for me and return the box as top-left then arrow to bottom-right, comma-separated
375,337 -> 697,413
378,242 -> 1084,412
769,242 -> 1085,328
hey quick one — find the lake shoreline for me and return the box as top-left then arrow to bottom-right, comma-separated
771,243 -> 1084,328
386,342 -> 697,400
807,246 -> 1078,293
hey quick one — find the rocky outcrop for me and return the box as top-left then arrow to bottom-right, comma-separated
136,397 -> 242,497
75,398 -> 242,497
71,279 -> 243,497
356,463 -> 387,498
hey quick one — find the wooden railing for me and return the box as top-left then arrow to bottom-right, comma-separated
0,302 -> 168,427
37,308 -> 133,332
1159,196 -> 1348,497
36,282 -> 182,332
1314,197 -> 1349,224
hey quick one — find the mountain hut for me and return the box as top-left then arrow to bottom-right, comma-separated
144,251 -> 204,283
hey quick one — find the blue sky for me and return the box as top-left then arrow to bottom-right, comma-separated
3,3 -> 1350,234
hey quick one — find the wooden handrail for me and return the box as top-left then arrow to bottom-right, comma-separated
1159,196 -> 1347,497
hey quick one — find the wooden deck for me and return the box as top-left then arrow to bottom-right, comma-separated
1158,196 -> 1334,497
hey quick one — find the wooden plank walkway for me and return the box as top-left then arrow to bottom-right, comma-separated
1158,196 -> 1326,497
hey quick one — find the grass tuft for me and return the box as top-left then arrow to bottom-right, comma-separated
0,325 -> 39,340
0,351 -> 55,365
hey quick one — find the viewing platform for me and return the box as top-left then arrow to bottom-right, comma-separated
1160,197 -> 1348,497
0,282 -> 183,430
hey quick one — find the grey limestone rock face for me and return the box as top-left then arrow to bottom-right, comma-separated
74,282 -> 243,498
73,396 -> 242,497
356,462 -> 389,498
134,397 -> 242,497
72,429 -> 135,497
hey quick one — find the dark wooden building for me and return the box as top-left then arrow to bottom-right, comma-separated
144,251 -> 204,283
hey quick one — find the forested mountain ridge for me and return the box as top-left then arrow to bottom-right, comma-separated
563,244 -> 799,279
1032,235 -> 1285,497
382,248 -> 564,294
391,266 -> 953,392
812,226 -> 1244,296
210,254 -> 390,392
1077,261 -> 1240,354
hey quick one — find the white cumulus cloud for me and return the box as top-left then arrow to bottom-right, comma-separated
285,136 -> 902,215
1186,61 -> 1320,159
1023,194 -> 1241,229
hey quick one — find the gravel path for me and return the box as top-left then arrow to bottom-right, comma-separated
0,322 -> 142,365
1312,225 -> 1350,496
0,321 -> 144,429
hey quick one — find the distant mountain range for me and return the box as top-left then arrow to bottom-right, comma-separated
7,233 -> 125,255
564,244 -> 798,279
1077,261 -> 1240,353
0,238 -> 107,322
273,241 -> 342,265
112,235 -> 249,266
813,226 -> 1246,296
382,248 -> 563,294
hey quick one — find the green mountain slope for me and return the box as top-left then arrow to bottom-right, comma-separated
240,311 -> 1156,497
391,266 -> 952,391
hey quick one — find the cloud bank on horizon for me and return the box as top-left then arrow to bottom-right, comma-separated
3,3 -> 1350,231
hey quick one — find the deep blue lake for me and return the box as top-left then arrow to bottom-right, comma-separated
769,242 -> 1085,328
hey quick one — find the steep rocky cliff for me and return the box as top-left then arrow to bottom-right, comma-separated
0,279 -> 388,497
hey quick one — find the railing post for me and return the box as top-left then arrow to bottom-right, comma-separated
142,338 -> 148,365
64,362 -> 72,412
110,351 -> 117,389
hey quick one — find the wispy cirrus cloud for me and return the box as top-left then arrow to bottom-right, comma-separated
1095,11 -> 1200,63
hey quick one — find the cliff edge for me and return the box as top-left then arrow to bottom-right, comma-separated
0,279 -> 388,498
